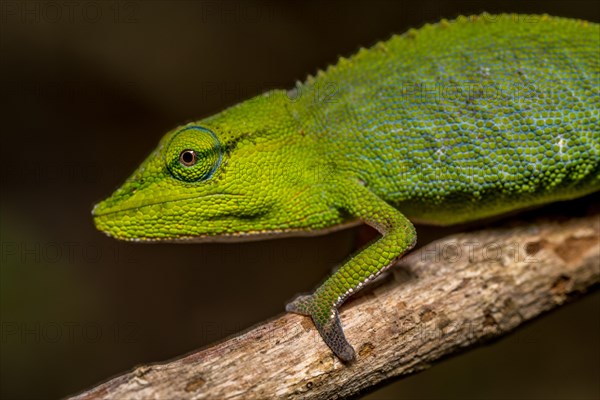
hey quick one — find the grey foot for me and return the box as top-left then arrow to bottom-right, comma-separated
286,293 -> 356,362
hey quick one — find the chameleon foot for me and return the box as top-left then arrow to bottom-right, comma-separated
286,294 -> 356,362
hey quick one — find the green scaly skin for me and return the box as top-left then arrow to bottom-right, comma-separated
93,14 -> 600,362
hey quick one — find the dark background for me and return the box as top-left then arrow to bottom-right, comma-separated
1,1 -> 599,399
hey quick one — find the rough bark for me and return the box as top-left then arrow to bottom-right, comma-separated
71,215 -> 599,400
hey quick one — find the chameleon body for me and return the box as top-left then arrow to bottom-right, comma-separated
93,14 -> 600,361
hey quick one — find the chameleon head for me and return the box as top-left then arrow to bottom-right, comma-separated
92,123 -> 277,241
92,99 -> 341,242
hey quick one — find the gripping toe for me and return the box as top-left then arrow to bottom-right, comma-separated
320,309 -> 356,362
286,294 -> 356,362
285,294 -> 313,315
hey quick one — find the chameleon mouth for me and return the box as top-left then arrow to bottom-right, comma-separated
92,192 -> 248,241
92,193 -> 243,217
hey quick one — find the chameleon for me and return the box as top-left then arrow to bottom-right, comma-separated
93,14 -> 600,362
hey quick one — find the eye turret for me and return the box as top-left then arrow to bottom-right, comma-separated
165,126 -> 223,182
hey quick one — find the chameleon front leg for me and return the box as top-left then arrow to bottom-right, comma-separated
286,180 -> 416,362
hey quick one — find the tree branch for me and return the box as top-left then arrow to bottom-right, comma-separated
71,214 -> 599,400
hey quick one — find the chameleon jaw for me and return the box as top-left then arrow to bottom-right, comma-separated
96,219 -> 362,243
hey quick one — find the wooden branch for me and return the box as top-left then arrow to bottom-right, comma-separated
71,215 -> 599,400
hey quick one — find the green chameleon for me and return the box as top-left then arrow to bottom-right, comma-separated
93,14 -> 600,362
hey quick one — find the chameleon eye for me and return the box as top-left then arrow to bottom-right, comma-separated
179,149 -> 197,167
165,126 -> 223,182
